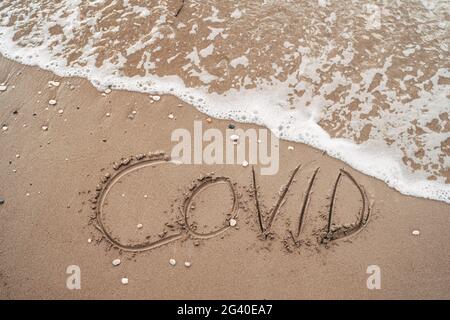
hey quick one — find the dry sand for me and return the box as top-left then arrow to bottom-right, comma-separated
0,56 -> 449,299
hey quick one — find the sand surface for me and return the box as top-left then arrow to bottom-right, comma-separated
0,56 -> 449,299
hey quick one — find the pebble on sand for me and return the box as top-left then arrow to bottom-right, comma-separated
137,223 -> 143,229
2,125 -> 7,131
121,277 -> 129,285
87,238 -> 92,243
230,134 -> 239,142
242,160 -> 249,167
112,259 -> 121,266
48,80 -> 60,87
206,117 -> 212,123
229,218 -> 237,227
0,84 -> 7,91
412,230 -> 420,236
0,196 -> 5,205
169,258 -> 176,266
184,262 -> 191,268
58,109 -> 64,114
42,125 -> 48,131
168,113 -> 174,119
104,88 -> 112,94
48,99 -> 57,105
288,146 -> 294,150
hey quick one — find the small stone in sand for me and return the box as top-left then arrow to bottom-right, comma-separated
228,124 -> 235,129
184,261 -> 191,268
121,277 -> 128,285
48,99 -> 57,105
288,146 -> 294,150
168,113 -> 174,119
106,113 -> 111,117
2,126 -> 7,131
169,258 -> 176,266
104,88 -> 112,94
152,95 -> 161,101
206,117 -> 212,123
137,223 -> 143,229
15,154 -> 20,159
112,259 -> 121,266
87,238 -> 92,243
0,196 -> 5,205
242,160 -> 249,167
0,85 -> 7,91
229,218 -> 237,227
230,134 -> 239,142
412,230 -> 420,236
42,126 -> 48,131
58,109 -> 64,114
48,81 -> 60,87
144,194 -> 148,198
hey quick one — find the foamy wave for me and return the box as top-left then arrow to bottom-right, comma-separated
0,0 -> 449,203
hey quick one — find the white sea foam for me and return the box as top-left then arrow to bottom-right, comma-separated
0,0 -> 448,203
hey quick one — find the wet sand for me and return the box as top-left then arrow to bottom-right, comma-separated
0,56 -> 449,299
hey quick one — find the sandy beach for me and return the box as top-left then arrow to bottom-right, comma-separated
0,56 -> 449,299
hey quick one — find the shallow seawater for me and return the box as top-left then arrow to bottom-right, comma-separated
0,0 -> 449,202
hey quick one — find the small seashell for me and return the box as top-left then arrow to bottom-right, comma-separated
168,113 -> 174,119
137,223 -> 143,229
412,230 -> 420,236
58,109 -> 64,114
0,85 -> 7,91
48,81 -> 60,87
169,258 -> 176,266
242,160 -> 249,167
48,99 -> 57,105
206,117 -> 212,123
230,134 -> 239,142
106,113 -> 111,117
104,88 -> 112,94
2,126 -> 7,131
42,125 -> 48,131
288,146 -> 294,150
87,238 -> 92,243
112,259 -> 121,266
229,218 -> 237,227
152,95 -> 161,101
184,261 -> 191,268
15,154 -> 20,158
121,277 -> 128,285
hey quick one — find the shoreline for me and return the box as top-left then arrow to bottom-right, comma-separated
0,56 -> 449,299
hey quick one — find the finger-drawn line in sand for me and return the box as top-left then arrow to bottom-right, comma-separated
183,176 -> 238,239
295,167 -> 320,239
322,169 -> 371,243
91,151 -> 239,252
252,164 -> 302,238
175,0 -> 185,17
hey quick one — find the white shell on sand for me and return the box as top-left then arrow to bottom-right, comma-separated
151,95 -> 161,101
184,261 -> 191,268
137,223 -> 143,229
412,230 -> 420,236
48,99 -> 57,105
229,218 -> 237,227
87,238 -> 92,243
41,126 -> 48,131
242,160 -> 249,167
104,88 -> 112,94
288,146 -> 294,150
168,113 -> 174,119
169,258 -> 176,266
121,277 -> 128,285
230,134 -> 239,141
0,85 -> 7,91
2,126 -> 8,131
58,109 -> 64,114
48,81 -> 60,87
112,259 -> 121,266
